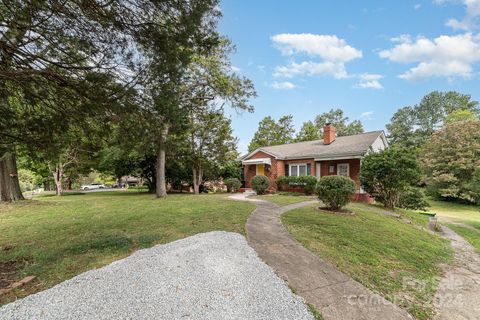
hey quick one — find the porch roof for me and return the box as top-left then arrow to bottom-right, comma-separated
242,158 -> 272,165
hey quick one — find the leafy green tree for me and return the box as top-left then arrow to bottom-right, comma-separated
187,109 -> 238,194
360,148 -> 422,209
0,0 -> 186,201
445,109 -> 477,124
314,108 -> 364,137
387,91 -> 479,147
469,169 -> 480,205
248,115 -> 295,151
138,2 -> 255,198
420,120 -> 480,203
295,121 -> 320,142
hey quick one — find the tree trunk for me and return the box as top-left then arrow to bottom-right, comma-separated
52,164 -> 64,196
192,165 -> 203,194
0,152 -> 25,202
155,125 -> 169,198
193,168 -> 199,194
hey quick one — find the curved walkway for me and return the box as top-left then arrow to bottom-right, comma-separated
433,226 -> 480,320
231,194 -> 413,320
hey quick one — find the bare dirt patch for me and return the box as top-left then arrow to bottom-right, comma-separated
0,260 -> 24,289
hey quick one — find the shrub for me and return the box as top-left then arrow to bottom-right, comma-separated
397,187 -> 430,211
224,178 -> 241,193
316,175 -> 356,210
297,176 -> 318,195
251,175 -> 270,195
276,176 -> 289,191
361,147 -> 421,209
276,175 -> 317,194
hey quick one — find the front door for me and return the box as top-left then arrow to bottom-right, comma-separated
256,164 -> 265,175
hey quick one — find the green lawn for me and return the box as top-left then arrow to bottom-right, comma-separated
428,200 -> 480,253
282,202 -> 453,320
447,222 -> 480,253
0,191 -> 255,304
429,200 -> 480,223
252,193 -> 316,206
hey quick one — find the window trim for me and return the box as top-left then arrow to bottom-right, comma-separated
315,162 -> 321,180
289,163 -> 307,177
337,163 -> 350,177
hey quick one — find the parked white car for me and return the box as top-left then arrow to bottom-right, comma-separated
80,183 -> 106,191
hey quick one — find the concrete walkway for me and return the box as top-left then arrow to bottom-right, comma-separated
231,194 -> 413,320
433,226 -> 480,320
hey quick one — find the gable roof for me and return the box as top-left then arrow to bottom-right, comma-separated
242,131 -> 387,160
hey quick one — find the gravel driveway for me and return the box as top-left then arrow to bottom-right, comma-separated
0,232 -> 313,320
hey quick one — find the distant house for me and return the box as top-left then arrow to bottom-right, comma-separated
240,124 -> 388,201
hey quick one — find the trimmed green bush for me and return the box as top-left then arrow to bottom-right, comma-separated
252,175 -> 270,195
398,187 -> 430,211
276,176 -> 289,191
316,175 -> 356,210
224,178 -> 241,193
276,175 -> 317,194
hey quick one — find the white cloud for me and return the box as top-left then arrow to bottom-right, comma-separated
360,111 -> 374,120
271,33 -> 362,62
414,4 -> 422,10
437,0 -> 480,30
230,66 -> 241,73
271,81 -> 296,90
379,33 -> 480,80
271,33 -> 361,79
356,73 -> 384,89
273,61 -> 349,79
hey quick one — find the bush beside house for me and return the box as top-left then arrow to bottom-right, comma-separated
360,148 -> 424,209
277,176 -> 317,194
224,178 -> 241,193
251,175 -> 270,195
397,187 -> 430,211
316,175 -> 356,210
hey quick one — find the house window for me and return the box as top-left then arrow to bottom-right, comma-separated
289,164 -> 307,177
329,165 -> 335,173
315,162 -> 321,180
337,163 -> 349,177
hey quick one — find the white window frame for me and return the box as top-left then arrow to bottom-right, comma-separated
289,163 -> 307,177
315,162 -> 321,180
337,163 -> 350,177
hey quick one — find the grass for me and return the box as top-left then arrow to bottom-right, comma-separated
308,304 -> 324,320
428,200 -> 480,223
252,193 -> 316,206
282,202 -> 453,320
448,222 -> 480,253
427,200 -> 480,253
0,190 -> 255,304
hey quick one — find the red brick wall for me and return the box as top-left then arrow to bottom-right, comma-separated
319,159 -> 361,190
244,153 -> 361,193
244,151 -> 278,191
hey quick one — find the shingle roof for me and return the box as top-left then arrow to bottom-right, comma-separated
243,131 -> 385,160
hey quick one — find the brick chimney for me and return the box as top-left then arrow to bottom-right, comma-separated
324,123 -> 336,145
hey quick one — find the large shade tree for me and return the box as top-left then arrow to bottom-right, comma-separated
248,115 -> 294,151
386,91 -> 479,147
314,108 -> 364,137
420,119 -> 480,203
0,0 -> 187,201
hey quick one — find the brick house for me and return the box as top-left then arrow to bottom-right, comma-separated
240,124 -> 388,200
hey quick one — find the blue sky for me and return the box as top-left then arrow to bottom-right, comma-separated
218,0 -> 480,154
